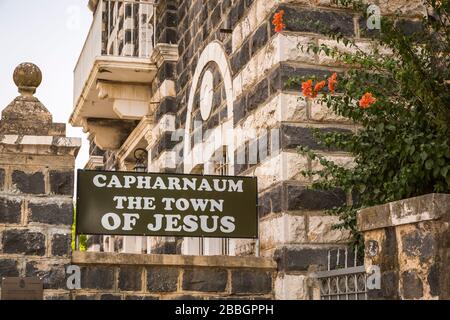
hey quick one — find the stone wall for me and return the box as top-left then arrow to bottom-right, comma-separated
70,251 -> 275,300
358,193 -> 450,300
0,63 -> 81,300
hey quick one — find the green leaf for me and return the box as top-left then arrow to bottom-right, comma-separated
376,123 -> 384,132
386,125 -> 396,131
420,152 -> 428,162
442,166 -> 449,177
425,159 -> 434,170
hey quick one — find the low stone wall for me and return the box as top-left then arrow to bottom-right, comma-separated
358,193 -> 450,300
70,252 -> 276,300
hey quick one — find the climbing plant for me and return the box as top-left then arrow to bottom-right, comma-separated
275,0 -> 450,248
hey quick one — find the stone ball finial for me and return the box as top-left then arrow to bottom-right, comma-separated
13,63 -> 42,96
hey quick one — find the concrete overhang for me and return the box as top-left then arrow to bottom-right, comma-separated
70,56 -> 157,129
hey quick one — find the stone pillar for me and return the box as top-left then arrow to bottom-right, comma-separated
358,193 -> 450,300
145,0 -> 179,254
0,63 -> 81,300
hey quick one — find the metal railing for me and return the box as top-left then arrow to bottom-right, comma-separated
74,0 -> 156,107
313,247 -> 368,300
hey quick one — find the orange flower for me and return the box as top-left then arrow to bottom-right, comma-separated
359,92 -> 377,109
328,73 -> 337,93
314,80 -> 326,93
302,79 -> 328,98
272,10 -> 286,33
302,79 -> 313,98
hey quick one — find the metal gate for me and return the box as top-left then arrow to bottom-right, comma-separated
314,248 -> 368,300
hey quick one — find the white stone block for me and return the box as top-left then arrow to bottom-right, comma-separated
317,39 -> 373,66
149,150 -> 177,171
247,152 -> 309,191
1,135 -> 19,145
253,153 -> 283,191
233,73 -> 243,99
21,136 -> 53,145
159,80 -> 176,98
283,152 -> 310,182
279,92 -> 308,122
278,34 -> 316,64
307,215 -> 351,243
310,100 -> 352,123
232,23 -> 243,53
232,239 -> 256,256
310,155 -> 355,177
275,274 -> 308,300
152,114 -> 176,139
260,214 -> 306,250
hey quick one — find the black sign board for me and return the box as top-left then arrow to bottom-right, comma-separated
1,277 -> 43,300
76,170 -> 258,238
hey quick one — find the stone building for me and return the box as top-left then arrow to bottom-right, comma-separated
69,0 -> 427,298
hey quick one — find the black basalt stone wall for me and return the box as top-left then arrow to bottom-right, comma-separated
176,0 -> 253,132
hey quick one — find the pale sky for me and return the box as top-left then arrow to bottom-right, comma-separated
0,0 -> 93,169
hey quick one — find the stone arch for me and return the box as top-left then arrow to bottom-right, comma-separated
183,41 -> 234,174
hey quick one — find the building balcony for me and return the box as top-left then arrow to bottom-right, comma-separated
71,0 -> 158,128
